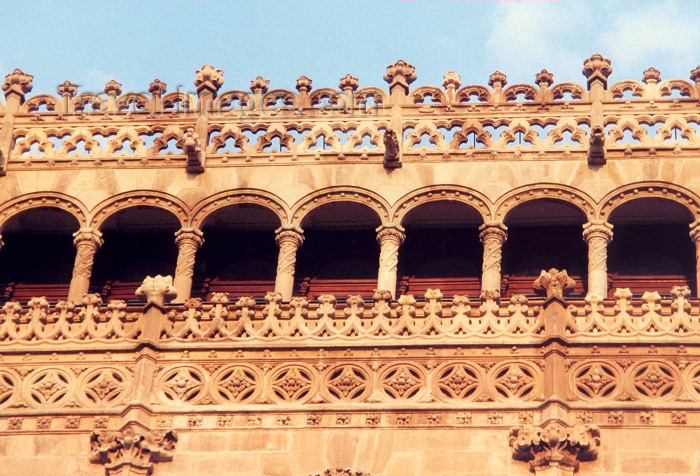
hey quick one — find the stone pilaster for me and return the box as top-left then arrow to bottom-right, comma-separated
690,220 -> 700,297
376,224 -> 405,299
274,226 -> 305,301
582,221 -> 613,299
68,228 -> 104,303
479,222 -> 508,296
172,227 -> 204,303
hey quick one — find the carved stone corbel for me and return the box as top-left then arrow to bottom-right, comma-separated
510,423 -> 600,475
136,275 -> 178,308
90,426 -> 177,476
382,127 -> 401,169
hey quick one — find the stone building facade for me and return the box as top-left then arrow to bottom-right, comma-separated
0,55 -> 699,475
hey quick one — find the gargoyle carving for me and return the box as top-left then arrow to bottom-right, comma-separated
588,125 -> 605,165
90,426 -> 177,476
383,128 -> 401,169
510,423 -> 600,473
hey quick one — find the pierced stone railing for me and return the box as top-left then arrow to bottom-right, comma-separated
2,56 -> 700,173
1,285 -> 699,347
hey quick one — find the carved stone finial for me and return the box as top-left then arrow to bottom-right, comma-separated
296,75 -> 313,93
582,54 -> 613,89
90,427 -> 177,476
148,79 -> 167,96
383,60 -> 416,96
535,69 -> 554,87
488,71 -> 507,88
338,73 -> 359,92
194,64 -> 224,97
691,66 -> 700,85
250,76 -> 270,94
442,71 -> 462,90
2,68 -> 33,99
642,67 -> 661,84
57,80 -> 78,98
104,80 -> 122,96
510,423 -> 600,473
533,268 -> 575,301
135,275 -> 178,308
382,128 -> 401,169
588,125 -> 606,165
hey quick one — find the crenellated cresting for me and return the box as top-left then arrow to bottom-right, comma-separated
1,281 -> 699,347
2,55 -> 700,171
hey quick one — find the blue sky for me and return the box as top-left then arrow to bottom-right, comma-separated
2,0 -> 698,96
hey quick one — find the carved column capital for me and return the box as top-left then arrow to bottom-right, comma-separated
582,220 -> 613,243
73,227 -> 104,249
174,227 -> 204,249
136,275 -> 178,308
275,225 -> 305,247
90,426 -> 177,476
690,220 -> 700,242
479,222 -> 508,244
510,423 -> 600,474
375,224 -> 405,246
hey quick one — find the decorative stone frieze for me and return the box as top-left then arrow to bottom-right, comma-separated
510,423 -> 600,475
90,426 -> 177,476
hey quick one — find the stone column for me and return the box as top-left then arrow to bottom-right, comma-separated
68,228 -> 103,303
172,227 -> 204,303
479,222 -> 508,296
690,220 -> 700,297
274,226 -> 304,301
376,224 -> 405,299
582,221 -> 613,299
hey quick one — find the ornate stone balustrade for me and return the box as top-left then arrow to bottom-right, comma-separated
1,285 -> 699,347
2,56 -> 700,173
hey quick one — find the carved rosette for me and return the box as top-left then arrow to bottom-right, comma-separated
582,221 -> 613,298
510,423 -> 600,473
479,222 -> 508,294
72,228 -> 104,280
174,228 -> 204,280
275,226 -> 305,277
136,275 -> 178,307
90,426 -> 177,476
582,54 -> 613,89
533,268 -> 575,301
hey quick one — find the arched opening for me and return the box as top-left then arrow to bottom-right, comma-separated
296,201 -> 382,299
192,204 -> 281,300
607,198 -> 695,296
502,199 -> 588,297
91,207 -> 180,301
0,207 -> 80,303
398,201 -> 482,298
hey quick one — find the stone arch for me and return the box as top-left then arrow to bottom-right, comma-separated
0,192 -> 87,231
494,184 -> 595,223
290,186 -> 390,228
598,182 -> 700,221
391,185 -> 491,225
190,189 -> 288,229
88,190 -> 189,230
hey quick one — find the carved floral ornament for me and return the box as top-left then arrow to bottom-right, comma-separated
510,422 -> 600,473
2,68 -> 33,98
90,426 -> 177,476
